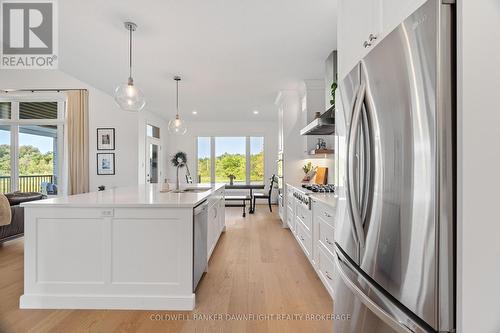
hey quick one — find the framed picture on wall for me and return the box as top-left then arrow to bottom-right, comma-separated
97,128 -> 115,150
97,153 -> 115,175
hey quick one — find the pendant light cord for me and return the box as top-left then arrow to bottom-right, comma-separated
176,79 -> 179,116
128,26 -> 133,79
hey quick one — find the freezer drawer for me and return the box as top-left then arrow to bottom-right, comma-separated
334,246 -> 434,333
333,270 -> 404,333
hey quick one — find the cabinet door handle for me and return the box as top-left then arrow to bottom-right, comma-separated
324,211 -> 332,218
325,237 -> 333,245
363,41 -> 372,48
300,235 -> 305,241
368,33 -> 377,41
325,271 -> 333,280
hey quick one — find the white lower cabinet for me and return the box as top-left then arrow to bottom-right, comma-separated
315,200 -> 336,260
207,187 -> 225,260
287,185 -> 337,299
312,198 -> 336,298
296,204 -> 312,231
296,219 -> 313,259
287,206 -> 295,234
317,244 -> 336,298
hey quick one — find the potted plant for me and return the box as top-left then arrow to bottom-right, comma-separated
302,161 -> 317,182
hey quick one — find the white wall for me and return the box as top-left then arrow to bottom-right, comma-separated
279,90 -> 335,186
457,1 -> 500,332
165,120 -> 278,198
0,69 -> 167,191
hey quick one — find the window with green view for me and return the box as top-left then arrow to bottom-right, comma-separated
196,136 -> 264,185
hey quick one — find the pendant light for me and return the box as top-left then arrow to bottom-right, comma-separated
114,21 -> 145,112
168,76 -> 187,135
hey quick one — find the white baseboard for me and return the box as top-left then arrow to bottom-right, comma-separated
20,294 -> 195,310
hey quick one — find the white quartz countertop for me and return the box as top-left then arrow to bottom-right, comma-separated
21,183 -> 225,208
309,193 -> 337,208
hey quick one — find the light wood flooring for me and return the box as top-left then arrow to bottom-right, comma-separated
0,206 -> 333,333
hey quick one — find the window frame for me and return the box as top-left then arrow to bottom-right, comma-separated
0,93 -> 66,194
195,135 -> 265,185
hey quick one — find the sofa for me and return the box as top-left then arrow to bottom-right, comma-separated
0,192 -> 46,243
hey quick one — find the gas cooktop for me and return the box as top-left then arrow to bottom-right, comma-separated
301,184 -> 335,193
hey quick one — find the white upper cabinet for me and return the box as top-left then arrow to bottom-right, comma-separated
381,0 -> 427,35
338,0 -> 427,80
338,0 -> 381,80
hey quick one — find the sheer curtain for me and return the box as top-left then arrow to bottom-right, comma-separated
66,90 -> 89,195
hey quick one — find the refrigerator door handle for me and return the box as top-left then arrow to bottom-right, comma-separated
360,70 -> 375,225
360,99 -> 372,223
334,245 -> 431,333
347,81 -> 366,250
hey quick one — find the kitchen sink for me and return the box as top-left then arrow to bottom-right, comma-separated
180,187 -> 212,193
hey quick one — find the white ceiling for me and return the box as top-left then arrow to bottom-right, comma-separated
58,0 -> 337,121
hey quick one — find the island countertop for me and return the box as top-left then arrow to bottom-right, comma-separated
21,183 -> 225,208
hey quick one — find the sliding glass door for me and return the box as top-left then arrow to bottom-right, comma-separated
0,96 -> 65,195
0,124 -> 12,193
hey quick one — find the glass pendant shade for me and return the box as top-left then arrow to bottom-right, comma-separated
114,22 -> 145,112
168,76 -> 187,135
114,79 -> 146,112
168,114 -> 187,135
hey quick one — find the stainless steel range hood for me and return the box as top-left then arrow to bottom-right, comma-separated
300,107 -> 335,135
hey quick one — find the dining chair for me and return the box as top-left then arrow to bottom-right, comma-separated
252,175 -> 277,213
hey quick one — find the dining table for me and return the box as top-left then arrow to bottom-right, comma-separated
224,184 -> 265,214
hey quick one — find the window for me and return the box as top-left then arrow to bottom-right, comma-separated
250,137 -> 264,185
0,102 -> 12,119
0,96 -> 65,195
147,124 -> 160,139
215,137 -> 246,184
196,136 -> 265,185
197,137 -> 211,183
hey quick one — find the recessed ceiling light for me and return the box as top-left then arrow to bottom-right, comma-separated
253,110 -> 259,115
192,110 -> 198,115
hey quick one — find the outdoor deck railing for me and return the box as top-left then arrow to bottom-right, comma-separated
0,175 -> 54,193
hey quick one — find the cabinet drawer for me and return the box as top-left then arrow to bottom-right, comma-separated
296,219 -> 312,258
318,244 -> 335,295
318,216 -> 335,255
314,201 -> 335,227
296,204 -> 312,231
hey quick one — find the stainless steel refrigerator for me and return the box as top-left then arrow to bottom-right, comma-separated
334,0 -> 455,332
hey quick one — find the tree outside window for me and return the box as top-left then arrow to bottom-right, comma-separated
197,136 -> 264,185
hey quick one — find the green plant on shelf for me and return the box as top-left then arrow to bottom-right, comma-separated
330,81 -> 337,108
302,161 -> 314,175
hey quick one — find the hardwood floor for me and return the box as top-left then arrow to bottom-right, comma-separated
0,207 -> 333,333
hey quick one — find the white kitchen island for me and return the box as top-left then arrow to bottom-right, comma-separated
19,183 -> 225,310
